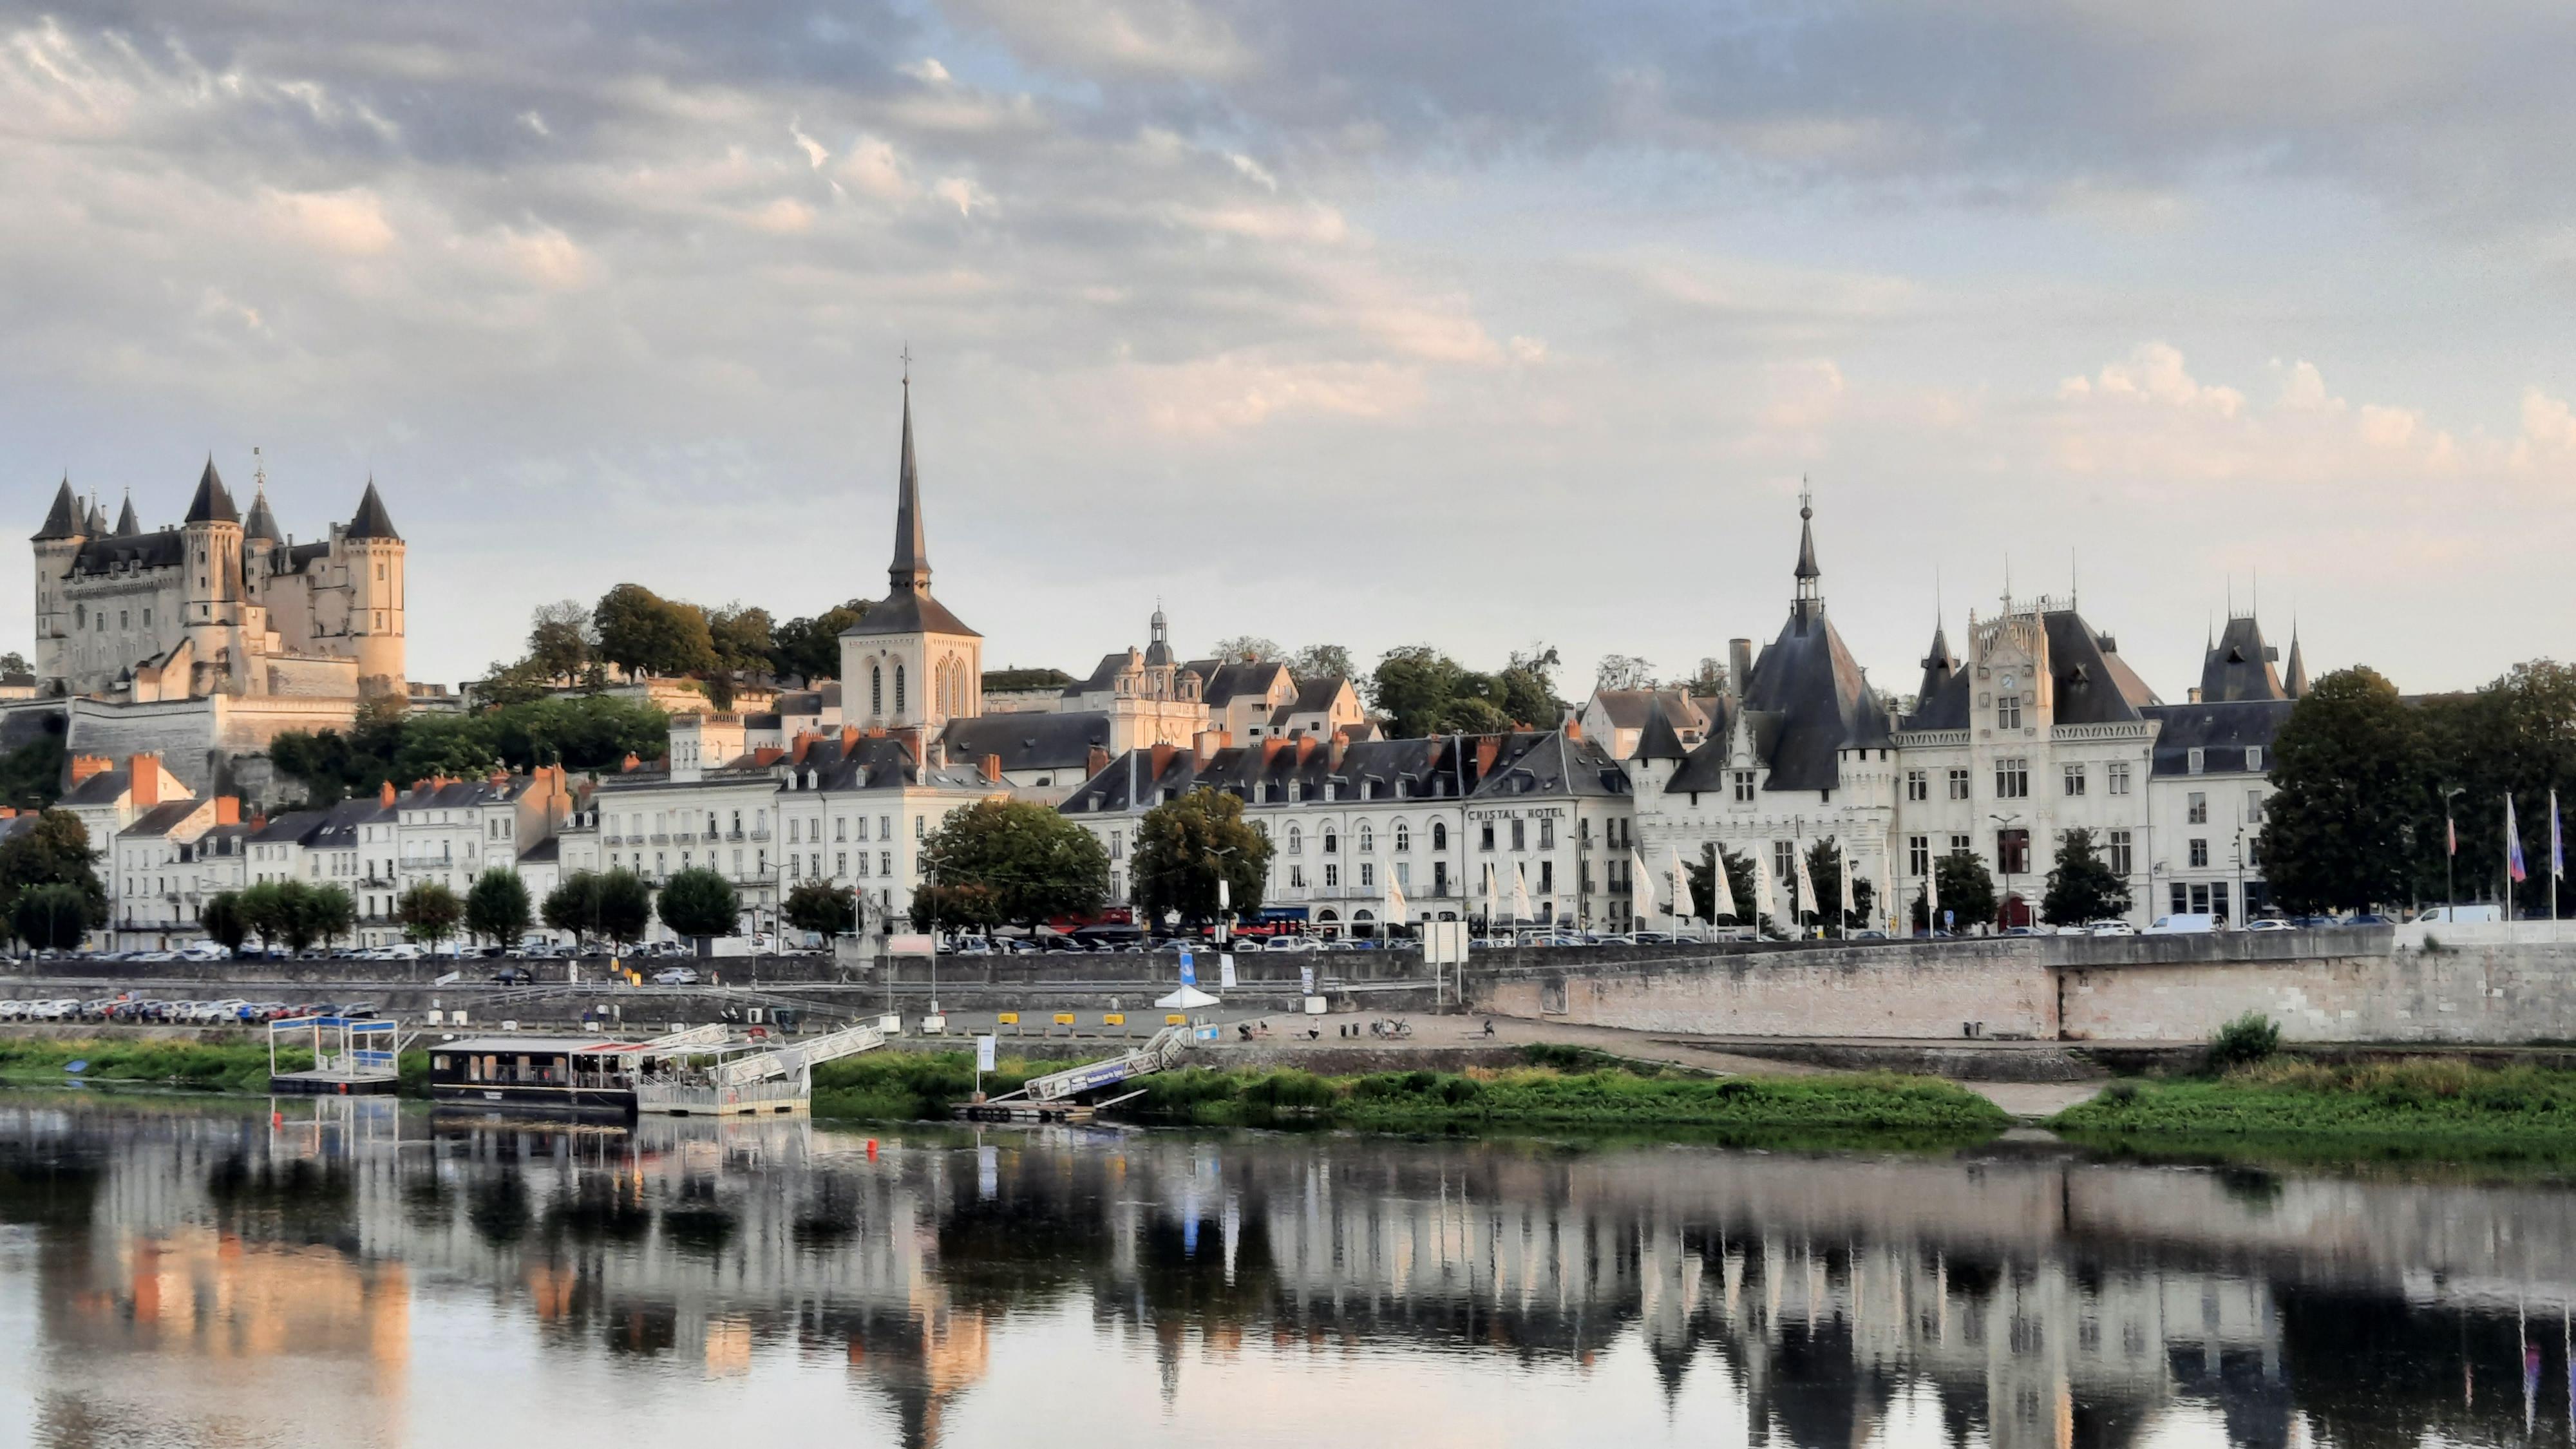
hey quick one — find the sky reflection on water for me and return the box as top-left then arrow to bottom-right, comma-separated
0,1097 -> 2571,1448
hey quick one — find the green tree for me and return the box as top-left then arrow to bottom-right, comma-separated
707,604 -> 775,674
526,599 -> 594,684
772,601 -> 867,681
1209,634 -> 1281,663
909,880 -> 1001,935
397,881 -> 464,947
981,666 -> 1074,693
2041,828 -> 2131,925
299,884 -> 357,951
235,881 -> 290,951
0,809 -> 105,927
466,869 -> 534,948
475,656 -> 556,709
2257,667 -> 2429,913
1370,647 -> 1511,737
0,734 -> 67,810
1288,643 -> 1356,682
919,800 -> 1112,928
656,867 -> 739,939
543,872 -> 601,951
1499,644 -> 1566,727
593,583 -> 717,678
783,881 -> 858,938
1685,844 -> 1770,934
595,869 -> 654,949
200,891 -> 249,956
1801,837 -> 1877,932
1929,851 -> 1997,931
13,883 -> 89,950
1131,788 -> 1272,928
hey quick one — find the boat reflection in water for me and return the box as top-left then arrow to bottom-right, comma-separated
0,1095 -> 2571,1446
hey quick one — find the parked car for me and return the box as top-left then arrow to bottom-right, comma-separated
2146,913 -> 2217,935
2244,918 -> 2297,932
2087,920 -> 2137,936
652,967 -> 701,985
489,967 -> 533,986
2343,913 -> 2400,927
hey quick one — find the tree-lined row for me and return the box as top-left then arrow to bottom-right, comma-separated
2260,662 -> 2576,914
267,693 -> 668,806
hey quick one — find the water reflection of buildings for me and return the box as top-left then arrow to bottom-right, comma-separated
4,1100 -> 2576,1448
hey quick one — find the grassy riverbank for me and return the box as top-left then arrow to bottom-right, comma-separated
2054,1058 -> 2576,1148
0,1039 -> 434,1095
811,1046 -> 2011,1135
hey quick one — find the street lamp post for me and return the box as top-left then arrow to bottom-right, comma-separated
2443,786 -> 2465,922
1990,813 -> 2023,931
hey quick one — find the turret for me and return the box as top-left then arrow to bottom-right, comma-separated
180,457 -> 245,688
340,478 -> 406,697
31,477 -> 86,685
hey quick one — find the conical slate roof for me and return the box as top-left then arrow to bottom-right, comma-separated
345,478 -> 400,541
1633,701 -> 1691,762
243,488 -> 283,544
84,497 -> 109,536
185,457 -> 239,524
112,493 -> 139,537
2284,629 -> 2309,699
1794,502 -> 1820,581
889,380 -> 929,591
32,478 -> 81,540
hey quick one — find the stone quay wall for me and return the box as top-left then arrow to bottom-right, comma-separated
1472,929 -> 2576,1045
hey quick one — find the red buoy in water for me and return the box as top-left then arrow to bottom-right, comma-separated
866,1139 -> 878,1160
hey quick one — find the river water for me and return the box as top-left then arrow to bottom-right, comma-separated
0,1098 -> 2571,1448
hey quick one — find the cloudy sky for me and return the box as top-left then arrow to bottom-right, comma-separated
5,1 -> 2572,701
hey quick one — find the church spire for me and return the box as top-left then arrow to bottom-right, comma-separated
888,365 -> 931,594
1791,484 -> 1823,620
2284,620 -> 2309,699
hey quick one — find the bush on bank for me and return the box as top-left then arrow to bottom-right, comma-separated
2056,1057 -> 2576,1141
811,1047 -> 2008,1132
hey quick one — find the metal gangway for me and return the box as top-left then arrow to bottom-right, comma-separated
1005,1025 -> 1196,1106
633,1020 -> 886,1117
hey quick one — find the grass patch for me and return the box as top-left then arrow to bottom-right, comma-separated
810,1046 -> 2007,1135
2055,1057 -> 2576,1146
0,1039 -> 437,1096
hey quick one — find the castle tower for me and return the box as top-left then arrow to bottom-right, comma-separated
31,477 -> 88,688
341,478 -> 407,697
840,374 -> 982,730
180,458 -> 245,688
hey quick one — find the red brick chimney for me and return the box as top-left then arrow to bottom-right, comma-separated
129,753 -> 160,807
68,754 -> 111,786
753,746 -> 784,766
1086,744 -> 1110,777
618,755 -> 639,773
980,753 -> 1002,784
379,780 -> 397,808
1328,736 -> 1348,771
1148,742 -> 1177,782
1562,714 -> 1583,742
214,796 -> 241,826
1473,735 -> 1502,779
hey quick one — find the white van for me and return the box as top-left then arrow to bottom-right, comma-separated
2146,913 -> 2217,935
176,942 -> 231,963
2412,904 -> 2503,924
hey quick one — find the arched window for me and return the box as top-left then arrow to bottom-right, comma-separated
1394,822 -> 1412,852
1321,829 -> 1338,855
1286,826 -> 1303,856
1356,824 -> 1375,853
871,665 -> 883,717
1432,822 -> 1448,851
895,663 -> 907,714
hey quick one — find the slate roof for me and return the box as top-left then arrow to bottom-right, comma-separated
33,479 -> 81,541
1906,623 -> 1970,730
243,489 -> 284,544
2283,632 -> 2310,699
518,837 -> 562,864
774,732 -> 985,791
310,797 -> 394,850
840,587 -> 980,638
193,822 -> 249,857
1479,730 -> 1632,800
345,480 -> 400,541
1633,702 -> 1690,762
1062,729 -> 1627,817
2141,699 -> 2294,777
111,495 -> 139,536
1065,652 -> 1133,695
185,459 -> 239,524
2197,615 -> 2288,703
1182,658 -> 1291,707
2043,610 -> 2160,723
1590,689 -> 1713,734
120,800 -> 205,838
71,529 -> 185,576
1734,605 -> 1890,792
1292,676 -> 1349,713
252,809 -> 328,845
1664,697 -> 1746,793
940,712 -> 1113,772
59,768 -> 132,807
